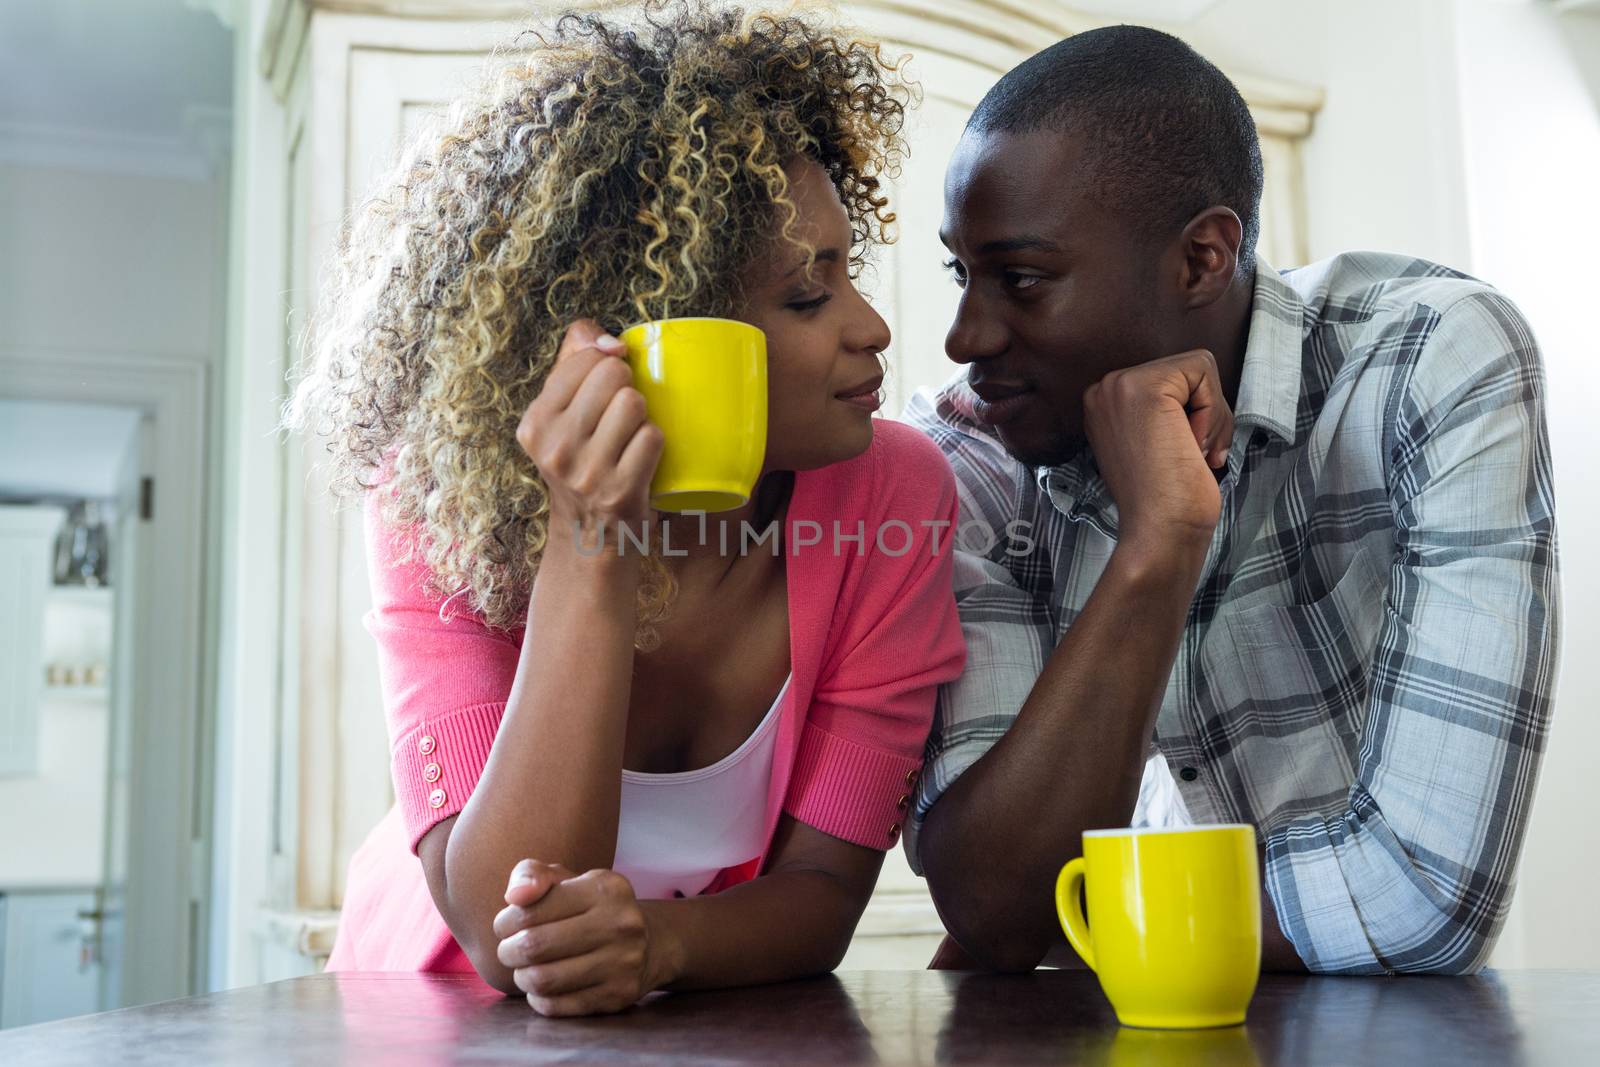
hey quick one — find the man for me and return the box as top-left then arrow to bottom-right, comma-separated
903,24 -> 1559,975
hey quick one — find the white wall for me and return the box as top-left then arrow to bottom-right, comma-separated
1172,0 -> 1472,269
1448,1 -> 1600,970
2,155 -> 229,988
0,163 -> 220,887
0,164 -> 225,355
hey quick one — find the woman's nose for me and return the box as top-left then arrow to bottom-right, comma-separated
849,288 -> 892,356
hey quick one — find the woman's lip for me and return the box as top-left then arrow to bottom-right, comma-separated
837,390 -> 882,413
835,375 -> 884,399
971,388 -> 1034,426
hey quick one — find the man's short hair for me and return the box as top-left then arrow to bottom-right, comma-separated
969,25 -> 1264,272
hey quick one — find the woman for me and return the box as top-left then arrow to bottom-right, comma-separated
288,2 -> 964,1016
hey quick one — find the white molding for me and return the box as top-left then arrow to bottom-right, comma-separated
183,105 -> 236,175
184,0 -> 242,29
260,0 -> 313,101
214,0 -> 295,983
0,341 -> 213,364
255,908 -> 340,959
256,0 -> 1322,129
0,118 -> 230,183
853,889 -> 946,938
1058,0 -> 1222,21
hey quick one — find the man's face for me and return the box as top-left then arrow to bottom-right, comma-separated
940,127 -> 1178,468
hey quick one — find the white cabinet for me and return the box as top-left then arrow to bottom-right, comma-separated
247,0 -> 1321,975
0,505 -> 65,777
0,890 -> 100,1028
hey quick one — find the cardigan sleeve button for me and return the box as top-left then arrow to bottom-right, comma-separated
887,823 -> 901,841
896,793 -> 910,811
904,768 -> 920,790
423,762 -> 441,783
418,735 -> 437,757
427,787 -> 447,809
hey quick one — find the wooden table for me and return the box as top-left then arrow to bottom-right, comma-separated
3,969 -> 1597,1065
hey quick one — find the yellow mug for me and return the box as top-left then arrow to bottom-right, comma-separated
619,317 -> 767,513
1055,824 -> 1261,1030
1098,1023 -> 1260,1067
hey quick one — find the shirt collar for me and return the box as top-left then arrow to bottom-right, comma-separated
1035,258 -> 1305,528
1233,256 -> 1304,448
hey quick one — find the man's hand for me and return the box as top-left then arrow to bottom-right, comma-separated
493,860 -> 677,1017
1082,349 -> 1234,560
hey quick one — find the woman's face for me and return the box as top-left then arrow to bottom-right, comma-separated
741,158 -> 891,472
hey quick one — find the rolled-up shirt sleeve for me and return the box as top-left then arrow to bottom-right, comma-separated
362,489 -> 522,853
1264,292 -> 1560,974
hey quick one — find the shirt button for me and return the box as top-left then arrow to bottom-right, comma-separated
1180,766 -> 1199,782
418,735 -> 436,756
422,762 -> 441,783
427,787 -> 447,808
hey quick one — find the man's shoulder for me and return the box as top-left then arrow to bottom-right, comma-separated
900,368 -> 988,447
1281,250 -> 1511,332
1281,251 -> 1537,392
898,375 -> 1032,524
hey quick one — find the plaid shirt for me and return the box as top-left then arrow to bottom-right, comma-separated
902,252 -> 1560,975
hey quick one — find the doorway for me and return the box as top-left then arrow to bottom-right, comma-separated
0,353 -> 210,1023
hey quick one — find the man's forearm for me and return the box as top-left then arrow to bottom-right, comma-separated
1258,848 -> 1307,972
920,545 -> 1204,971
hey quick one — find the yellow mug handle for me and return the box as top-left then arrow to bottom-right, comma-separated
1054,857 -> 1097,972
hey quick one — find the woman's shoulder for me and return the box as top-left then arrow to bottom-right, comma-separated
807,418 -> 956,521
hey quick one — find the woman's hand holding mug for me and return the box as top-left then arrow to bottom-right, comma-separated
516,319 -> 664,539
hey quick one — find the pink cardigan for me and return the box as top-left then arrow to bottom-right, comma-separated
325,420 -> 965,978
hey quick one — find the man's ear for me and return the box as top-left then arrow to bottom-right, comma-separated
1176,206 -> 1243,310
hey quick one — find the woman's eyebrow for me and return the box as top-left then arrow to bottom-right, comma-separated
783,246 -> 843,279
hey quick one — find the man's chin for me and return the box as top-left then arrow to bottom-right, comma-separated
996,422 -> 1086,470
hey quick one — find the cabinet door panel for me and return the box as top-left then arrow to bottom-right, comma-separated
301,19 -> 1314,952
873,48 -> 1000,416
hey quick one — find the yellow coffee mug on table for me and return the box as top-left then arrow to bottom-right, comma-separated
1055,824 -> 1261,1030
619,317 -> 767,513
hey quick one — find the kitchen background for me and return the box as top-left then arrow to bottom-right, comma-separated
2,0 -> 1597,1028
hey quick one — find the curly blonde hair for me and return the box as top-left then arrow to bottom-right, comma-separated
285,1 -> 911,641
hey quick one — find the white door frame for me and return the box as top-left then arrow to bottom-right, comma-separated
0,347 -> 210,1007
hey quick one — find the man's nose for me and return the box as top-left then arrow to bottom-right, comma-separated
944,292 -> 1006,365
